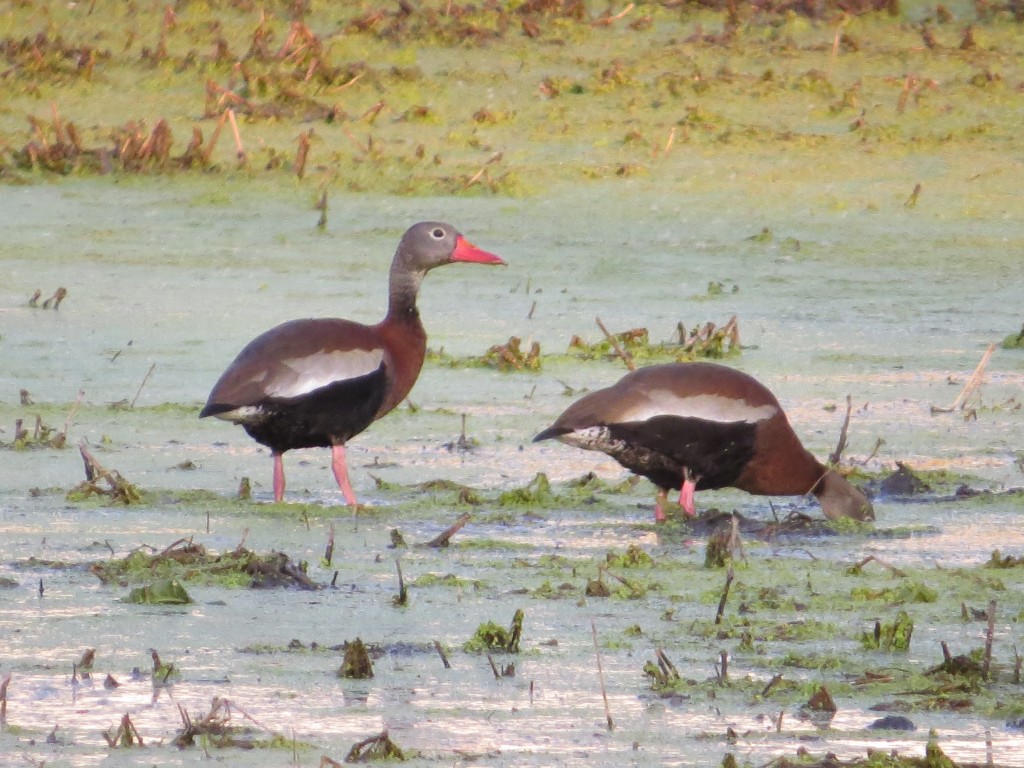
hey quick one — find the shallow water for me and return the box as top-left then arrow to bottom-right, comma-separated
1,178 -> 1023,767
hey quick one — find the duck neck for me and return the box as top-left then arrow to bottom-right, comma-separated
387,264 -> 426,322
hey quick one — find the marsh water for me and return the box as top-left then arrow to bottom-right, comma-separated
1,176 -> 1023,768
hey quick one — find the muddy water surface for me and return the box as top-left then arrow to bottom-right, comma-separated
1,179 -> 1023,767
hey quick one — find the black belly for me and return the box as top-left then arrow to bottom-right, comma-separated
242,367 -> 388,454
606,415 -> 758,491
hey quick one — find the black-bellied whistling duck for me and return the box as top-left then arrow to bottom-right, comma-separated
200,221 -> 504,504
534,362 -> 873,522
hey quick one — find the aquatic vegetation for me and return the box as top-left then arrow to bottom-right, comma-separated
342,730 -> 407,763
1001,324 -> 1024,350
566,317 -> 741,364
463,608 -> 524,653
124,578 -> 192,605
1,414 -> 69,450
173,696 -> 304,751
90,538 -> 318,589
605,543 -> 654,569
338,638 -> 374,679
861,610 -> 915,651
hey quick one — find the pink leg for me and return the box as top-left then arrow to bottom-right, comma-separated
331,444 -> 359,506
678,469 -> 698,517
272,452 -> 286,502
654,488 -> 667,522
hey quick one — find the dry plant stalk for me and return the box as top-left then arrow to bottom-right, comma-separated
714,566 -> 734,625
591,620 -> 614,731
828,394 -> 852,466
0,672 -> 11,725
423,513 -> 471,548
130,363 -> 155,409
931,343 -> 995,413
983,600 -> 997,680
464,151 -> 504,189
593,2 -> 635,25
595,316 -> 636,371
103,713 -> 144,747
849,554 -> 907,578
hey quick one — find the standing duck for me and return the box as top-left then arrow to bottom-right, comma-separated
201,222 -> 505,504
534,362 -> 873,522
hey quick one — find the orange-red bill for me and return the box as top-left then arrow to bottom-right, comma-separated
451,235 -> 505,265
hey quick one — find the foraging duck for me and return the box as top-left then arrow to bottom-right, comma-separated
201,222 -> 504,504
534,362 -> 873,522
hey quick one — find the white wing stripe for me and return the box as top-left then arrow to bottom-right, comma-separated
265,349 -> 385,399
620,390 -> 777,424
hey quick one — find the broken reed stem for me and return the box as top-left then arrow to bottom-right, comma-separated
130,363 -> 156,409
850,554 -> 907,578
61,388 -> 86,440
931,343 -> 995,413
591,620 -> 614,731
761,673 -> 783,697
486,653 -> 501,679
316,190 -> 328,231
1013,644 -> 1022,684
718,650 -> 729,684
433,640 -> 451,669
714,566 -> 734,625
595,316 -> 636,371
394,559 -> 407,606
202,109 -> 229,163
323,523 -> 335,566
983,599 -> 997,680
593,1 -> 635,25
295,129 -> 312,179
905,182 -> 922,208
226,108 -> 245,162
826,16 -> 849,79
424,513 -> 471,548
463,151 -> 503,189
828,394 -> 852,466
663,126 -> 676,156
655,648 -> 679,679
0,672 -> 11,725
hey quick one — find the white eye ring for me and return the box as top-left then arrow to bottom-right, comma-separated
430,227 -> 445,239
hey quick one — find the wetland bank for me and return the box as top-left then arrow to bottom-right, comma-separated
2,1 -> 1024,767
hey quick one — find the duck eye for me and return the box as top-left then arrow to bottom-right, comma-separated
430,227 -> 445,239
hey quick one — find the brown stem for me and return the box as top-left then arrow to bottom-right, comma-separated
828,394 -> 852,466
423,513 -> 471,548
433,640 -> 450,669
983,600 -> 997,680
931,343 -> 995,413
714,566 -> 734,625
591,620 -> 614,731
595,316 -> 636,371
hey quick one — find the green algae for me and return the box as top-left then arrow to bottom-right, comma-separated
410,572 -> 483,590
124,578 -> 192,605
1002,325 -> 1024,349
337,638 -> 374,679
90,539 -> 317,589
463,608 -> 524,653
861,609 -> 915,651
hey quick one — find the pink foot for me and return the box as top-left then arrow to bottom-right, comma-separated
331,444 -> 359,506
654,488 -> 668,522
678,472 -> 698,517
